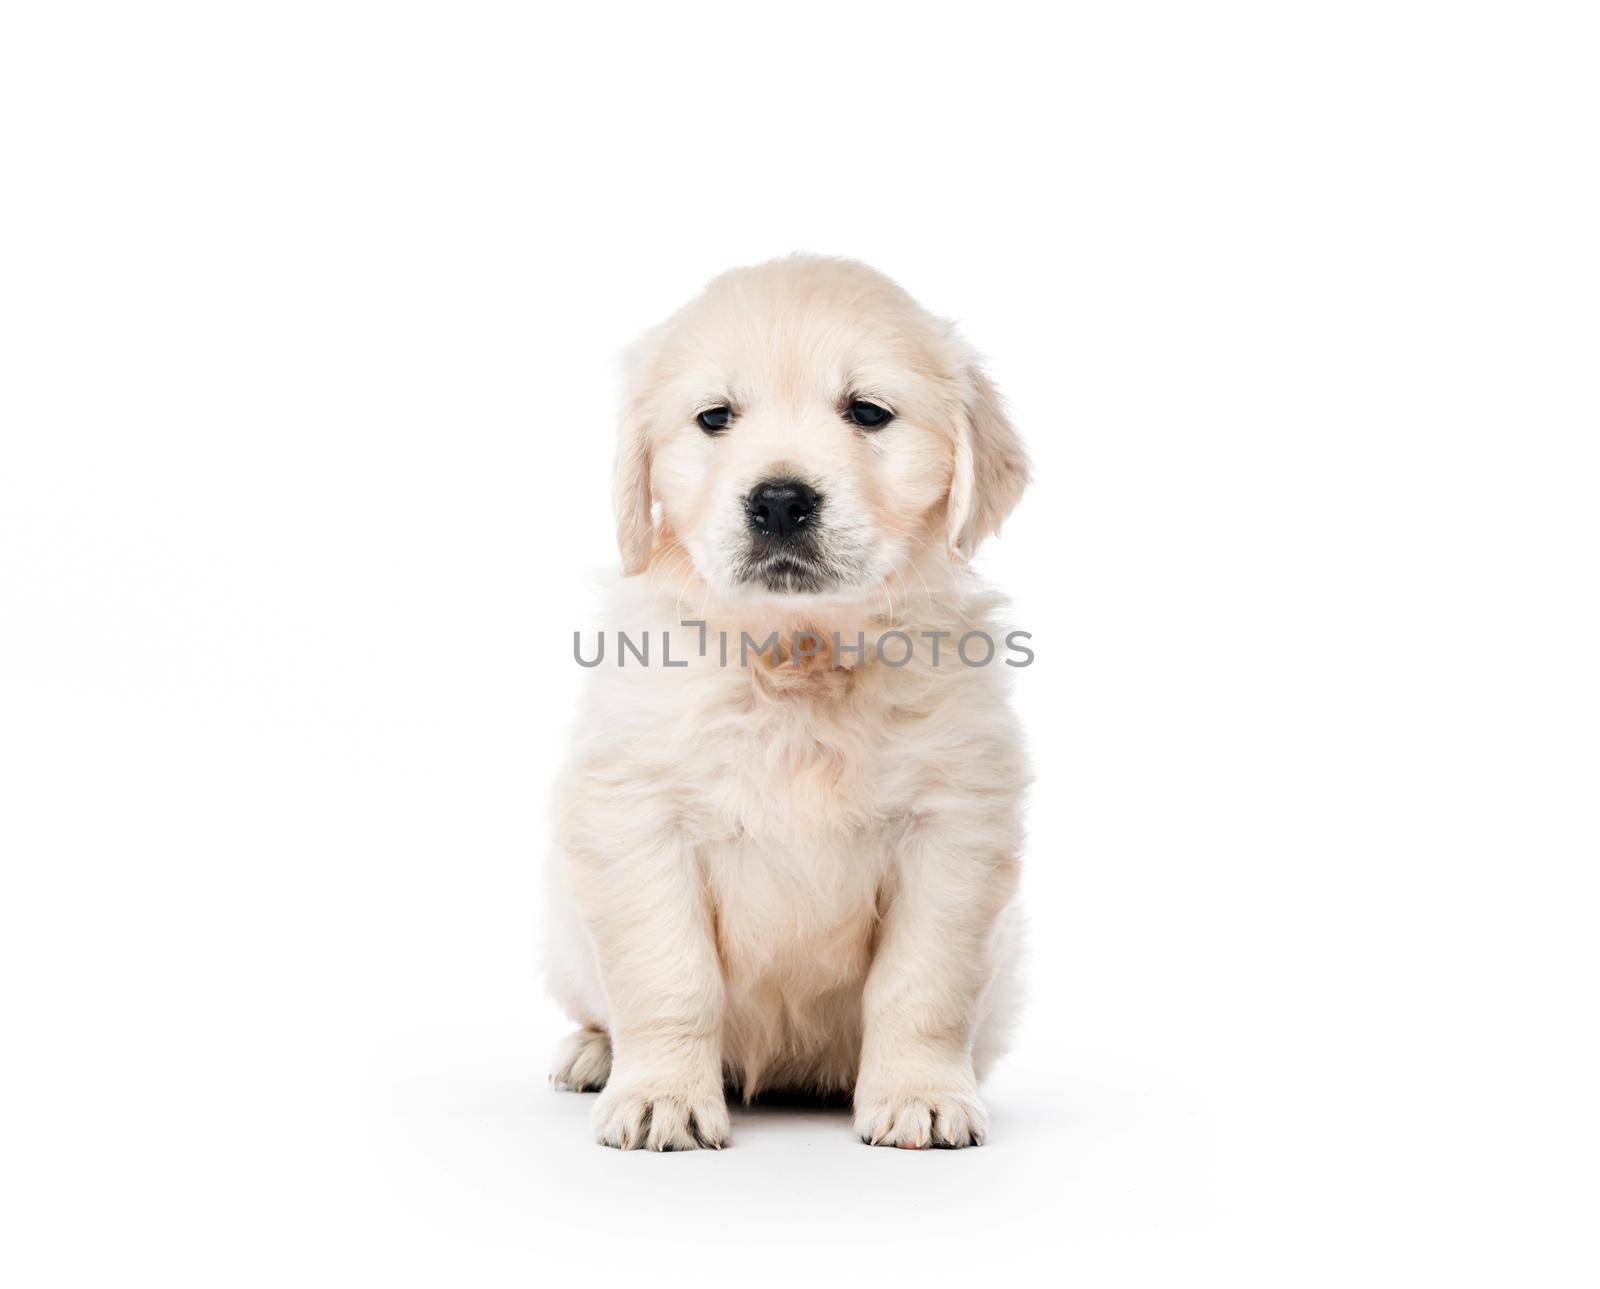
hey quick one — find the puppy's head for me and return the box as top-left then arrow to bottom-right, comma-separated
614,256 -> 1028,601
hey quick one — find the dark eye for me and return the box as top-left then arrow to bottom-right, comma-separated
846,400 -> 893,429
697,406 -> 732,433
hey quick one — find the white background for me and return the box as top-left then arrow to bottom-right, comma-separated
2,2 -> 1596,1284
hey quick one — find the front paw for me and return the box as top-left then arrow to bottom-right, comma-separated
855,1085 -> 988,1149
592,1079 -> 730,1151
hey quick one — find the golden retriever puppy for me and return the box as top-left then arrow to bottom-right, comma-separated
546,255 -> 1030,1149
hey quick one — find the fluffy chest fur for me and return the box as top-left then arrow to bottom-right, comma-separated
683,662 -> 909,991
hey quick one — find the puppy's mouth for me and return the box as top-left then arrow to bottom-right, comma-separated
734,548 -> 835,595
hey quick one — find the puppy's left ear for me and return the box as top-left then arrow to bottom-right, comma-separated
946,361 -> 1030,560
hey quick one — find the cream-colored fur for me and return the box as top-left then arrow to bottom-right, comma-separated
546,256 -> 1030,1150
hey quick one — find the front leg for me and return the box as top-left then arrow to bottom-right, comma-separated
566,825 -> 728,1151
856,820 -> 1019,1149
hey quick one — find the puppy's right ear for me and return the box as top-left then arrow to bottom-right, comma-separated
613,401 -> 653,576
613,335 -> 659,576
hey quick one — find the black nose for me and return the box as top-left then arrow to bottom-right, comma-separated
746,479 -> 821,539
